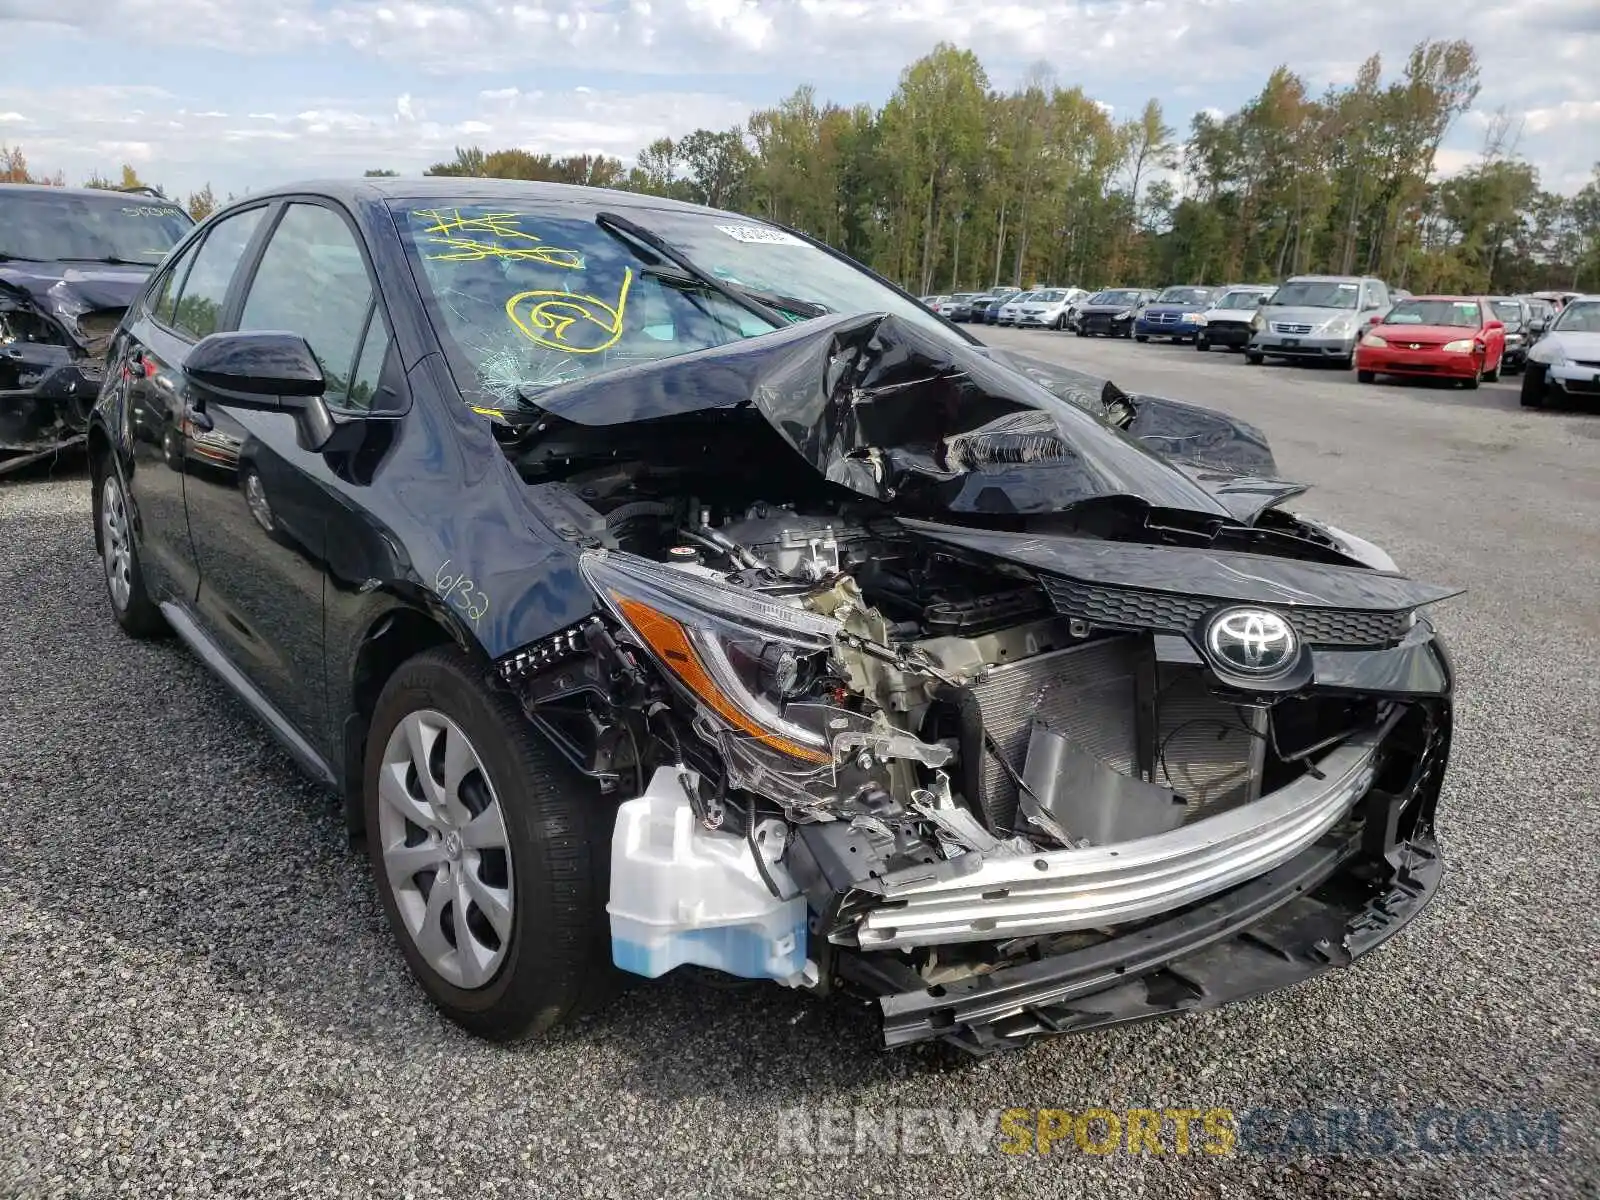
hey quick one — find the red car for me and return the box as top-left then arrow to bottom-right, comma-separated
1355,296 -> 1506,388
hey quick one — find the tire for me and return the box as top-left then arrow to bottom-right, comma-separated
364,645 -> 618,1041
1520,366 -> 1546,408
1075,328 -> 1088,338
1196,336 -> 1210,352
94,456 -> 166,638
1245,351 -> 1264,365
1134,334 -> 1149,343
1462,371 -> 1481,390
1053,315 -> 1065,331
1484,358 -> 1500,383
1357,370 -> 1375,384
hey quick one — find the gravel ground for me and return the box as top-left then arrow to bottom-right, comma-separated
2,334 -> 1597,1199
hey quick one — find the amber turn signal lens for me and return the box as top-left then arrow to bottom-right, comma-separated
614,594 -> 831,764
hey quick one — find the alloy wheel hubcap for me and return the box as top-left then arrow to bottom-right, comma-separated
377,709 -> 514,990
101,477 -> 133,611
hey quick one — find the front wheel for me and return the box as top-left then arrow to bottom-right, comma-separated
1195,336 -> 1210,352
1245,351 -> 1264,365
1483,358 -> 1501,383
364,646 -> 618,1041
1357,369 -> 1375,384
1134,334 -> 1149,343
1520,366 -> 1546,408
1075,328 -> 1088,338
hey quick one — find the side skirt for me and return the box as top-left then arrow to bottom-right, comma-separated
159,601 -> 338,790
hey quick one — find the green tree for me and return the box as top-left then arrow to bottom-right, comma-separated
186,184 -> 217,222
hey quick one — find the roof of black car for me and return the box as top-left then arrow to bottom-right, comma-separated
244,177 -> 741,220
0,182 -> 179,202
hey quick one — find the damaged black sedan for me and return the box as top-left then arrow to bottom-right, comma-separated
90,180 -> 1456,1054
2,184 -> 193,474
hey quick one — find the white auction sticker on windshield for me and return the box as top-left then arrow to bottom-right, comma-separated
716,224 -> 805,246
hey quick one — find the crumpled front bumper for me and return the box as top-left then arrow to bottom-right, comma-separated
1,347 -> 99,468
855,727 -> 1385,950
858,820 -> 1441,1052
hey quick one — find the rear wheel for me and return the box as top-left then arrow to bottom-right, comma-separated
94,461 -> 165,638
364,646 -> 618,1041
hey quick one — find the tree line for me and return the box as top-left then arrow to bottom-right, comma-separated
408,40 -> 1598,296
7,37 -> 1597,294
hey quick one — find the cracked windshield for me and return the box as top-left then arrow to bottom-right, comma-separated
397,201 -> 952,409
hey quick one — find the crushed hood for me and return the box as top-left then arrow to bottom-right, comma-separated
521,311 -> 1296,524
0,261 -> 149,352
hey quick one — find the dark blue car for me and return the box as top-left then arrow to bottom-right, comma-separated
1134,286 -> 1215,343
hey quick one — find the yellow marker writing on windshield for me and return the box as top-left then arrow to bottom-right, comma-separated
506,269 -> 633,355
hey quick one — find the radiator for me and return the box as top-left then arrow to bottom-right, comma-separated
966,636 -> 1262,838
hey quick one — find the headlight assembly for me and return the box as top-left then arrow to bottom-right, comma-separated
1441,338 -> 1477,353
1181,312 -> 1202,324
1113,309 -> 1132,320
1361,333 -> 1387,348
1532,343 -> 1566,366
580,549 -> 839,764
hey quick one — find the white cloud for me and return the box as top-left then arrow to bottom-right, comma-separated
0,110 -> 26,123
0,0 -> 1594,193
0,81 -> 750,195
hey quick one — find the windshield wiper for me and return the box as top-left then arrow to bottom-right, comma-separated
0,253 -> 46,263
594,211 -> 805,327
63,255 -> 155,266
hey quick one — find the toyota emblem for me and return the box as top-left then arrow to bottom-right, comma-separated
1204,607 -> 1299,676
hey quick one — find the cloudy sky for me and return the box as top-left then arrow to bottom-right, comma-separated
1,0 -> 1595,201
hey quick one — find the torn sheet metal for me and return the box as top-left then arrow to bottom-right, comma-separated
897,518 -> 1464,612
2,263 -> 145,458
521,312 -> 1299,522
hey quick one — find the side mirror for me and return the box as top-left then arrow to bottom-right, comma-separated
1484,320 -> 1504,333
1367,313 -> 1385,325
184,331 -> 338,451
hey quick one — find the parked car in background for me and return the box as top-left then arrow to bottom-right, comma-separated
88,176 -> 1458,1055
1194,286 -> 1275,352
1073,288 -> 1155,338
1013,287 -> 1087,330
1519,296 -> 1558,339
937,293 -> 983,321
1521,294 -> 1600,409
1488,297 -> 1533,374
1355,295 -> 1505,389
1247,275 -> 1391,368
918,294 -> 949,311
1528,290 -> 1582,312
997,291 -> 1035,325
1,184 -> 194,475
976,286 -> 1021,325
1134,285 -> 1215,343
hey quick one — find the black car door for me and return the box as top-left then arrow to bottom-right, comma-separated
113,208 -> 268,602
181,199 -> 395,762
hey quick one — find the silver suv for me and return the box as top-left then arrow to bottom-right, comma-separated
1247,275 -> 1391,368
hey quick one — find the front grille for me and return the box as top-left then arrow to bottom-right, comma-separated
1042,578 -> 1410,647
1149,312 -> 1179,325
1272,322 -> 1313,335
1573,359 -> 1600,369
967,636 -> 1263,835
1082,315 -> 1110,332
